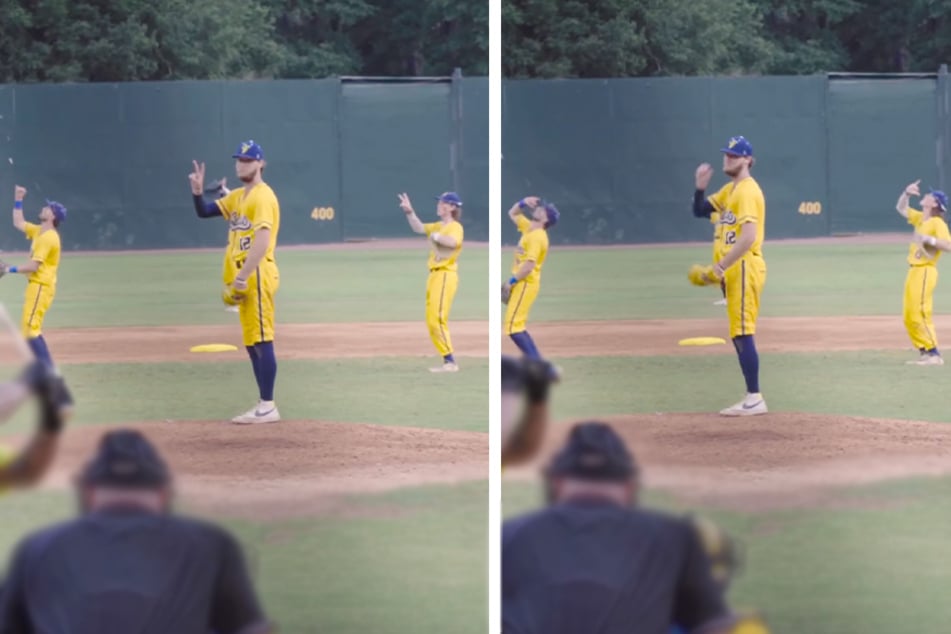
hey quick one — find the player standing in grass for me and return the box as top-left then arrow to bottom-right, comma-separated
399,191 -> 465,373
896,179 -> 951,365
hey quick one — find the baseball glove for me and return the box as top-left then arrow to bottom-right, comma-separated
222,285 -> 245,307
688,513 -> 741,589
501,282 -> 512,304
688,263 -> 721,287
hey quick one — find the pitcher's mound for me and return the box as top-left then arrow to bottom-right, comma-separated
41,420 -> 488,520
508,412 -> 951,511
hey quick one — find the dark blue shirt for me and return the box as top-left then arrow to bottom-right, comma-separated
0,507 -> 269,634
502,499 -> 727,634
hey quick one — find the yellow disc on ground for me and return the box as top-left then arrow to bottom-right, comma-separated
190,343 -> 239,353
678,336 -> 727,347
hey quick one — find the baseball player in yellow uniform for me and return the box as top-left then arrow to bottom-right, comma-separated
895,179 -> 951,365
502,196 -> 559,367
4,186 -> 66,374
190,140 -> 282,424
692,136 -> 768,416
399,191 -> 465,373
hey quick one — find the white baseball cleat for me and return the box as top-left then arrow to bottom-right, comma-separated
713,298 -> 727,306
231,401 -> 281,424
915,354 -> 944,366
225,305 -> 239,313
429,362 -> 460,373
719,393 -> 768,416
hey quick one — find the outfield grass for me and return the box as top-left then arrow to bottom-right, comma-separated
543,351 -> 951,423
524,242 -> 948,320
0,246 -> 489,327
0,247 -> 488,633
502,240 -> 951,634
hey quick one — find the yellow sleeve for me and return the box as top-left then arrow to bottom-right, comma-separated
932,218 -> 951,241
516,215 -> 531,233
249,190 -> 277,232
907,209 -> 924,228
445,222 -> 464,244
707,184 -> 731,212
23,223 -> 39,240
422,222 -> 440,236
31,232 -> 55,263
522,232 -> 543,262
215,189 -> 241,216
735,183 -> 763,225
709,211 -> 720,226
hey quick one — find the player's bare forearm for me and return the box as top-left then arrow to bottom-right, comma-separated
919,234 -> 951,252
8,260 -> 40,275
0,431 -> 58,489
717,230 -> 756,271
432,233 -> 458,248
405,213 -> 425,234
239,229 -> 271,275
896,192 -> 911,217
512,261 -> 534,282
11,208 -> 25,232
507,202 -> 523,224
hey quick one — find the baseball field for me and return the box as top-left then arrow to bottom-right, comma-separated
0,240 -> 489,633
502,234 -> 951,634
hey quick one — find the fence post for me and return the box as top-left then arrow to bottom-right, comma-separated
450,67 -> 463,196
938,65 -> 949,192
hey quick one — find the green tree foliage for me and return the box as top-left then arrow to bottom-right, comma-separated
504,0 -> 951,78
0,0 -> 486,82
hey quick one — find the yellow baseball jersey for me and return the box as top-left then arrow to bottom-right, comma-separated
23,223 -> 60,286
511,216 -> 549,284
907,209 -> 951,266
215,183 -> 281,268
710,211 -> 724,262
424,220 -> 464,271
707,178 -> 765,259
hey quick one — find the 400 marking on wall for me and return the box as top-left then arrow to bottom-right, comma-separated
311,206 -> 336,221
798,201 -> 822,215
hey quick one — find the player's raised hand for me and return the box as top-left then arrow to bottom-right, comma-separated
696,163 -> 714,190
905,179 -> 921,197
14,185 -> 26,201
189,160 -> 205,195
523,196 -> 541,208
398,193 -> 414,215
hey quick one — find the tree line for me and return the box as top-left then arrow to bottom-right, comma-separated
503,0 -> 951,78
0,0 -> 487,82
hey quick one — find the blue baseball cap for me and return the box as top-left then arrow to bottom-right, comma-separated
232,140 -> 264,161
435,191 -> 463,206
543,201 -> 560,229
720,135 -> 754,157
930,189 -> 948,212
46,200 -> 66,223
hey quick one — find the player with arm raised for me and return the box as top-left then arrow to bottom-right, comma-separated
690,136 -> 768,416
896,180 -> 950,365
399,191 -> 465,373
502,196 -> 559,375
190,141 -> 282,424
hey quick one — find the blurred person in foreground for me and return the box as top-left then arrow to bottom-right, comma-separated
502,421 -> 770,634
0,356 -> 71,490
502,355 -> 557,469
0,429 -> 272,634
